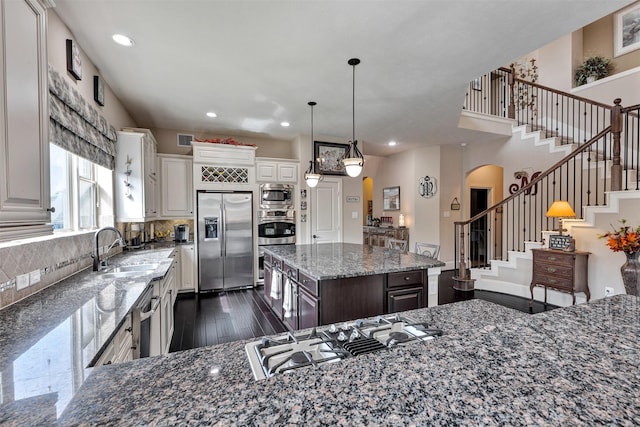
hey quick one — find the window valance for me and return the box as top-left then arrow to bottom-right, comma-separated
48,65 -> 117,169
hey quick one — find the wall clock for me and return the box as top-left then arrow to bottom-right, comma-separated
418,176 -> 437,198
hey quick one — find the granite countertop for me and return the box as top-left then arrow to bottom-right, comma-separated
56,295 -> 640,426
263,243 -> 445,280
0,244 -> 176,425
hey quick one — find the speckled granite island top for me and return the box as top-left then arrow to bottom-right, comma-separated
263,243 -> 445,280
0,244 -> 176,426
57,295 -> 640,426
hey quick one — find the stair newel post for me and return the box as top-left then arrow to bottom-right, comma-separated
453,222 -> 476,291
611,98 -> 622,191
508,64 -> 516,119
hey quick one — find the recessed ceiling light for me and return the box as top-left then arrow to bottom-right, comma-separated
206,112 -> 217,118
388,141 -> 397,146
112,34 -> 134,47
280,121 -> 290,127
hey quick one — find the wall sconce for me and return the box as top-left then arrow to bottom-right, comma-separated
450,198 -> 461,210
398,213 -> 405,227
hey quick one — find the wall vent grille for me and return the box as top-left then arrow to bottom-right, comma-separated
177,133 -> 194,147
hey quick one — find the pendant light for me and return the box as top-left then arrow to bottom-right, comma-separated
304,101 -> 322,188
342,58 -> 365,178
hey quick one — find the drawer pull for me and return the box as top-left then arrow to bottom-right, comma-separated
546,268 -> 557,273
549,279 -> 557,284
404,276 -> 411,281
547,256 -> 557,261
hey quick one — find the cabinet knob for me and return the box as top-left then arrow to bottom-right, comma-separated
404,276 -> 410,281
125,327 -> 133,333
47,207 -> 56,213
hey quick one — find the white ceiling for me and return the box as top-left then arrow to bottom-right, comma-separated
52,0 -> 633,156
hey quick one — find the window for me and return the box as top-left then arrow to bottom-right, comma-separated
50,143 -> 110,231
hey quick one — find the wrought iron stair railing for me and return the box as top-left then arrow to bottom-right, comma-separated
456,67 -> 640,286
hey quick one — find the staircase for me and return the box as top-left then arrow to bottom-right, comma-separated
457,68 -> 640,306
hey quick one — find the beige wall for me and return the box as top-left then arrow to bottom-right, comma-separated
439,145 -> 464,266
583,8 -> 640,74
150,127 -> 296,158
362,146 -> 443,256
48,10 -> 137,130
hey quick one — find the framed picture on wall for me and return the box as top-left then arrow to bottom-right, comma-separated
383,186 -> 400,211
66,39 -> 82,80
614,2 -> 640,57
314,141 -> 348,175
94,76 -> 104,106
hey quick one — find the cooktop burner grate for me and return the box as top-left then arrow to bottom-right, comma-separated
342,337 -> 387,356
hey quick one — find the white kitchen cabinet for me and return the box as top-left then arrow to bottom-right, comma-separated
192,142 -> 256,191
159,262 -> 176,355
256,159 -> 298,183
159,154 -> 193,218
0,0 -> 52,240
180,244 -> 196,292
94,313 -> 134,366
116,129 -> 159,222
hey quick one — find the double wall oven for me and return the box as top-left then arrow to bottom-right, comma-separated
258,184 -> 295,284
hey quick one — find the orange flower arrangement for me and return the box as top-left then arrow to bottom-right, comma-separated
599,220 -> 640,254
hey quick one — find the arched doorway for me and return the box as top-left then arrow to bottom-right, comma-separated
362,176 -> 373,225
466,165 -> 504,267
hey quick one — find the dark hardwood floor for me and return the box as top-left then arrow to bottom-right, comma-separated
169,288 -> 287,353
170,270 -> 558,353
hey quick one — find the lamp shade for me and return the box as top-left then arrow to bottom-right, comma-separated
546,200 -> 576,218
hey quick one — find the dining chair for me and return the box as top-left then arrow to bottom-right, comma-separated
387,238 -> 408,253
415,242 -> 440,259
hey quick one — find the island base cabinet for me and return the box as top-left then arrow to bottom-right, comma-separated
298,287 -> 319,330
386,270 -> 427,313
283,281 -> 299,331
263,260 -> 272,305
387,287 -> 424,313
320,275 -> 384,325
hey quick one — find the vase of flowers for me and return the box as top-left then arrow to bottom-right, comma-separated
599,220 -> 640,296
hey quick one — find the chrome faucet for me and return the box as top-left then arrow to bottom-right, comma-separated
93,226 -> 126,271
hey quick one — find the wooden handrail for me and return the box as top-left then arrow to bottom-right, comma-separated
454,125 -> 613,228
512,77 -> 613,110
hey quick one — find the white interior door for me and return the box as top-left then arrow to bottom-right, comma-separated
311,178 -> 342,243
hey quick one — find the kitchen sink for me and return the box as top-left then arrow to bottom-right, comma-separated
109,263 -> 160,272
98,263 -> 160,279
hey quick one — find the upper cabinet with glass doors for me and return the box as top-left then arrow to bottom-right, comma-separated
0,0 -> 52,241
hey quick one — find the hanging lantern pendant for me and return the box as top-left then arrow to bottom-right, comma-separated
343,58 -> 365,178
304,101 -> 322,187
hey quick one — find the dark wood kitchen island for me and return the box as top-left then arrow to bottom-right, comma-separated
262,243 -> 445,330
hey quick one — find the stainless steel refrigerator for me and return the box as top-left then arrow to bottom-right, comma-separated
197,191 -> 254,292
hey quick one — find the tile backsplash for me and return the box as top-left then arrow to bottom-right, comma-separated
0,220 -> 193,310
0,232 -> 122,310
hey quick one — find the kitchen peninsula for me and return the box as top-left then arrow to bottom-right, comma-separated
262,243 -> 445,330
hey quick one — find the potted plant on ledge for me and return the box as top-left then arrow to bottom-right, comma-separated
575,56 -> 613,86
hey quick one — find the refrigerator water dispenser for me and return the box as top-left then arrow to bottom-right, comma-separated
204,217 -> 218,239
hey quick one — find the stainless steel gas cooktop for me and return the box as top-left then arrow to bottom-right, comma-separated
245,314 -> 443,380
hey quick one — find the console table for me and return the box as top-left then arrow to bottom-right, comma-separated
530,248 -> 590,305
